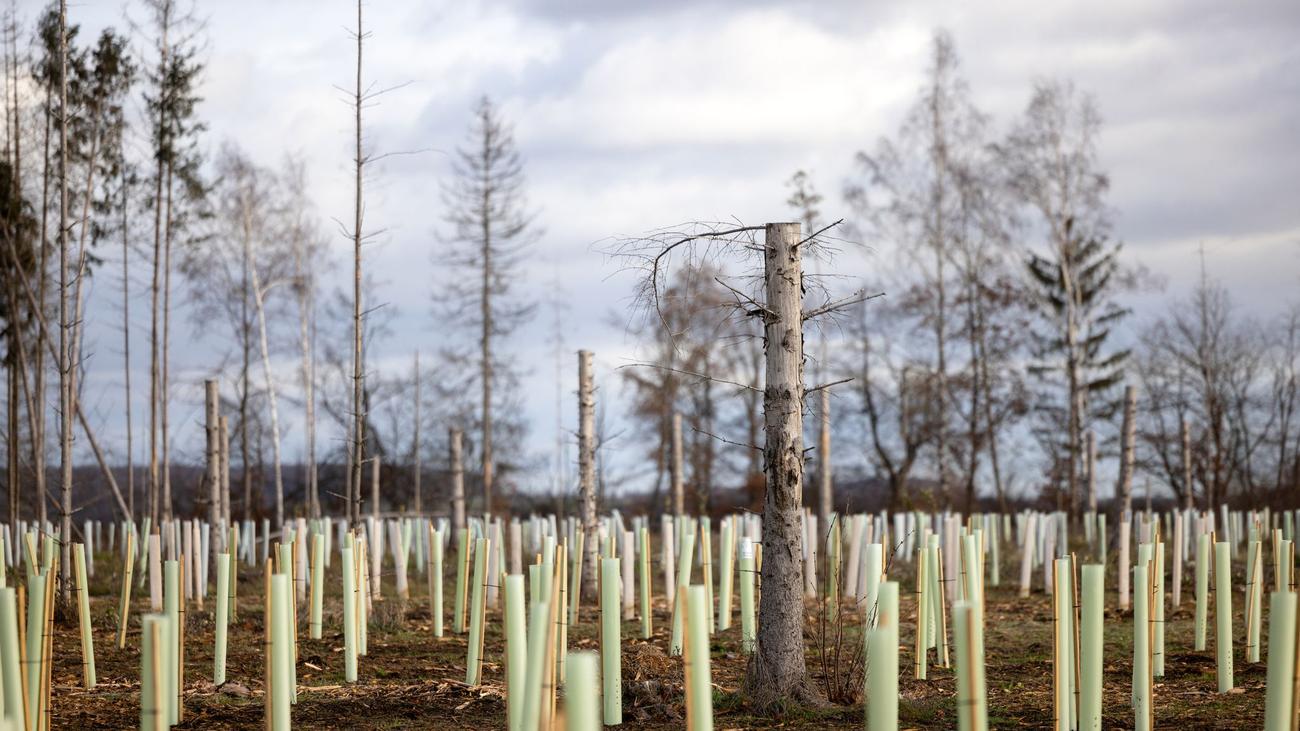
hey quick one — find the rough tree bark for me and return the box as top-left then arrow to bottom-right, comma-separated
744,222 -> 820,708
578,349 -> 598,601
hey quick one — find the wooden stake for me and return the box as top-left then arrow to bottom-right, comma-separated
118,530 -> 136,648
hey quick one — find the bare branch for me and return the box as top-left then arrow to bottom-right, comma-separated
617,361 -> 761,394
804,290 -> 885,322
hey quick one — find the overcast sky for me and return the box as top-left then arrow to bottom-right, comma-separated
59,0 -> 1300,498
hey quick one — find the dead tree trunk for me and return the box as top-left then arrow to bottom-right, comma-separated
745,222 -> 819,708
1085,429 -> 1096,513
57,0 -> 72,597
670,411 -> 684,515
219,415 -> 230,527
205,380 -> 220,554
1117,385 -> 1137,513
371,453 -> 380,524
818,388 -> 831,531
412,351 -> 421,514
348,0 -> 366,526
578,349 -> 598,601
450,428 -> 464,531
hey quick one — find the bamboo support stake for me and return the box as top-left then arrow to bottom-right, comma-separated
118,530 -> 136,649
1195,533 -> 1210,651
467,538 -> 490,686
1247,540 -> 1263,663
915,543 -> 928,680
556,543 -> 569,685
310,534 -> 324,639
454,529 -> 469,634
74,543 -> 96,688
639,527 -> 652,640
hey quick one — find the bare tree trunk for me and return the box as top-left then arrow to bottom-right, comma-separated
239,296 -> 252,520
245,221 -> 284,528
578,349 -> 597,601
818,389 -> 831,530
35,77 -> 50,536
348,0 -> 365,527
293,225 -> 317,519
412,351 -> 420,514
670,411 -> 683,515
1085,429 -> 1096,513
479,133 -> 495,518
219,415 -> 230,527
745,222 -> 818,708
1180,418 -> 1193,510
56,0 -> 72,599
371,453 -> 380,524
450,428 -> 464,531
121,152 -> 133,524
161,163 -> 174,521
1117,385 -> 1137,513
205,380 -> 220,554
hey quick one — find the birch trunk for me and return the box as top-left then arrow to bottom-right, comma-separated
244,206 -> 285,529
578,350 -> 598,601
293,226 -> 318,519
745,222 -> 819,707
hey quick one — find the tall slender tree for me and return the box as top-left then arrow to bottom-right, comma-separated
438,97 -> 536,516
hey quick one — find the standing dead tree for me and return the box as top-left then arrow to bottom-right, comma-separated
577,349 -> 597,600
437,97 -> 537,517
616,219 -> 874,711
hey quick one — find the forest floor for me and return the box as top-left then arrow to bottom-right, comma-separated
44,547 -> 1267,729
